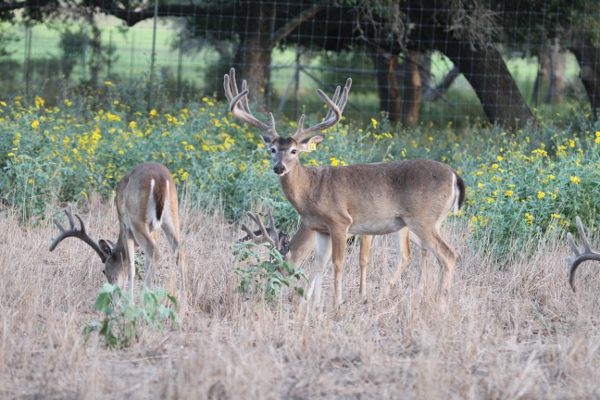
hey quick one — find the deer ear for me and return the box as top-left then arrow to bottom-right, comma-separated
261,135 -> 275,148
98,239 -> 113,257
278,233 -> 290,255
299,135 -> 324,153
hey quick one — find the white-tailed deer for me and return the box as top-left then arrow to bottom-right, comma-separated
225,68 -> 465,307
49,162 -> 184,303
237,210 -> 431,299
567,216 -> 600,292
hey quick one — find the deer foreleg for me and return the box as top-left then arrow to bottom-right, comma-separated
313,232 -> 332,310
359,235 -> 373,299
126,235 -> 136,300
331,228 -> 348,306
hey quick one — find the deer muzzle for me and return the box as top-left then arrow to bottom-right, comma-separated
273,164 -> 286,175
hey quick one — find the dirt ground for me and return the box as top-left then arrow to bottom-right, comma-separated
1,200 -> 599,399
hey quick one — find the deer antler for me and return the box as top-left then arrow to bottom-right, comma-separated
237,209 -> 282,250
223,68 -> 278,140
566,216 -> 600,291
291,77 -> 352,142
49,204 -> 107,262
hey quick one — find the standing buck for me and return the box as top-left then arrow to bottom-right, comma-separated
238,210 -> 432,299
49,162 -> 184,303
567,216 -> 600,291
225,68 -> 464,306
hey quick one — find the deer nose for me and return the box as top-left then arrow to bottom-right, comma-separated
273,164 -> 286,175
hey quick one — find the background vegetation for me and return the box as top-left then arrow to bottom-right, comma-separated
1,86 -> 599,258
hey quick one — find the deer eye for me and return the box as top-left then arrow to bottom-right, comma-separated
291,149 -> 297,155
271,148 -> 276,154
102,270 -> 106,275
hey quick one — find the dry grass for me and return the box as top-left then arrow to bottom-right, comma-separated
1,199 -> 600,399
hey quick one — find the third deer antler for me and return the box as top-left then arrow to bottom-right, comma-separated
567,216 -> 600,291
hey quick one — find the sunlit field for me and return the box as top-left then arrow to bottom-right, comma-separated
1,88 -> 600,398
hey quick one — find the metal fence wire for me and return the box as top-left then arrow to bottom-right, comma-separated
1,0 -> 599,126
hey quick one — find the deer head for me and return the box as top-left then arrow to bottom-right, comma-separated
224,68 -> 351,177
49,204 -> 129,288
236,209 -> 290,256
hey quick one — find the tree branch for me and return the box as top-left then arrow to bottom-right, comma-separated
0,0 -> 32,13
270,3 -> 325,46
88,0 -> 235,27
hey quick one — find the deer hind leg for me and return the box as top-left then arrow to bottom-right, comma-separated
151,230 -> 161,261
417,246 -> 428,284
359,235 -> 372,299
125,232 -> 136,299
311,232 -> 332,310
130,224 -> 158,289
382,228 -> 413,297
409,231 -> 428,283
411,225 -> 457,304
161,218 -> 185,307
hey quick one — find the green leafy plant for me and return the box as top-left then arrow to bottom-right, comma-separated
83,283 -> 180,349
233,242 -> 308,301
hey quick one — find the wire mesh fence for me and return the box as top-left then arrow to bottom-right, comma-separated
0,1 -> 599,126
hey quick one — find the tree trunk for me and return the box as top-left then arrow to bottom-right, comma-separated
370,47 -> 402,122
440,41 -> 533,128
570,37 -> 600,118
231,2 -> 274,109
401,1 -> 533,129
545,38 -> 565,105
401,50 -> 423,126
419,51 -> 431,94
532,51 -> 550,106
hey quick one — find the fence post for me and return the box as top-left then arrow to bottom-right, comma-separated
148,0 -> 159,111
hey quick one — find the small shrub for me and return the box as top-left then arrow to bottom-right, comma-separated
83,283 -> 180,349
233,242 -> 308,302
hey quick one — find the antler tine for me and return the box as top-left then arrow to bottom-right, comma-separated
49,204 -> 107,262
293,78 -> 352,141
224,68 -> 278,138
566,216 -> 600,292
238,223 -> 258,241
246,211 -> 277,248
267,208 -> 276,233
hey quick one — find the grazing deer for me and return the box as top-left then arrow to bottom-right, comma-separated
567,216 -> 600,291
224,68 -> 465,307
237,210 -> 431,299
49,162 -> 184,303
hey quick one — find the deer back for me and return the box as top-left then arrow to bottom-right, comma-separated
279,158 -> 463,235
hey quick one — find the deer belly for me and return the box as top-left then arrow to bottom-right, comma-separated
349,219 -> 405,235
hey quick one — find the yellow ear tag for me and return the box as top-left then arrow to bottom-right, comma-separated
308,142 -> 317,151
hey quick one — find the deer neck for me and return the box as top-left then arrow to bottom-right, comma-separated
278,163 -> 313,206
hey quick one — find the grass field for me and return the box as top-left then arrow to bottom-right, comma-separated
1,197 -> 600,398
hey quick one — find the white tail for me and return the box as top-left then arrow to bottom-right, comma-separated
50,162 -> 185,305
226,68 -> 464,307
